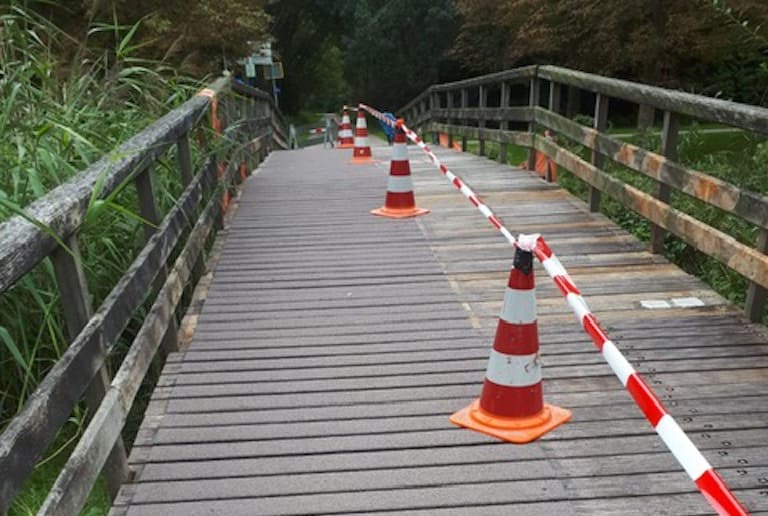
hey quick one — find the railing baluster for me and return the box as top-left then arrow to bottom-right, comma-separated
446,90 -> 455,148
526,74 -> 540,170
460,88 -> 468,151
478,84 -> 487,156
177,132 -> 206,297
51,235 -> 129,499
650,111 -> 679,253
177,133 -> 194,186
430,92 -> 439,144
746,229 -> 768,322
135,167 -> 180,355
588,93 -> 609,212
549,81 -> 561,115
498,81 -> 510,164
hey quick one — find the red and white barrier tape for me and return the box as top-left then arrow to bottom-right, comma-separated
359,104 -> 516,246
358,102 -> 748,516
531,235 -> 747,516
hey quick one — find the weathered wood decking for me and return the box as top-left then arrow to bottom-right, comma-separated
112,140 -> 768,515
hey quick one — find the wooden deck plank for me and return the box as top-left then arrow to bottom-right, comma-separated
113,142 -> 768,515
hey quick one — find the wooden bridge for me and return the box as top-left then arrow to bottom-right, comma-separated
2,67 -> 768,515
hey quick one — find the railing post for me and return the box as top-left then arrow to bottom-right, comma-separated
549,81 -> 561,115
446,90 -> 454,148
460,88 -> 468,152
588,93 -> 609,212
177,133 -> 194,186
545,82 -> 562,183
498,81 -> 510,164
177,133 -> 206,293
650,111 -> 679,253
135,167 -> 180,356
526,73 -> 540,170
746,230 -> 768,322
478,85 -> 487,156
430,91 -> 439,144
51,236 -> 129,500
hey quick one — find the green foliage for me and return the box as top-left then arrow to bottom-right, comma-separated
344,0 -> 460,110
0,3 -> 209,511
268,0 -> 461,114
453,0 -> 768,106
31,0 -> 270,75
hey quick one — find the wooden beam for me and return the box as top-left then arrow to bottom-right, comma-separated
527,75 -> 540,170
0,158 -> 217,511
535,137 -> 768,290
39,186 -> 220,516
429,123 -> 533,147
461,89 -> 469,151
549,82 -> 562,115
650,111 -> 679,253
429,66 -> 536,93
135,167 -> 180,356
177,133 -> 194,186
534,108 -> 768,229
499,82 -> 510,164
431,107 -> 533,123
589,93 -> 609,212
51,236 -> 128,500
478,85 -> 487,156
746,229 -> 768,322
539,65 -> 768,134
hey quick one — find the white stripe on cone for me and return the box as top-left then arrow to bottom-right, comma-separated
501,288 -> 537,323
392,142 -> 408,160
386,176 -> 415,193
485,349 -> 542,387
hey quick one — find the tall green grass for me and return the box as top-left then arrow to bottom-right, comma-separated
0,3 -> 206,513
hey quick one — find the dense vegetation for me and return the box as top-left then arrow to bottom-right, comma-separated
2,0 -> 768,513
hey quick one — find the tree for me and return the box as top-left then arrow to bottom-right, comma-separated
29,0 -> 271,75
343,0 -> 461,110
452,0 -> 768,105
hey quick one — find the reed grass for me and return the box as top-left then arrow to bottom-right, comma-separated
0,3 -> 207,513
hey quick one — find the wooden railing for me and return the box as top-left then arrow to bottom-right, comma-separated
0,75 -> 286,515
399,65 -> 768,322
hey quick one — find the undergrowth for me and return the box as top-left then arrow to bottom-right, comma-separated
0,3 -> 207,513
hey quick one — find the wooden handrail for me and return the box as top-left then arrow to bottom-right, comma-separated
0,76 -> 287,514
399,65 -> 768,321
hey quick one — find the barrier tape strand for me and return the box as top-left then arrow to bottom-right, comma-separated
358,102 -> 749,516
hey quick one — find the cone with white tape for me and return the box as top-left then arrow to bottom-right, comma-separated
350,108 -> 373,164
450,241 -> 571,443
337,108 -> 354,149
371,122 -> 429,218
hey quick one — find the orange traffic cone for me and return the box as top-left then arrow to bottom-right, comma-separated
337,108 -> 354,149
450,244 -> 571,443
350,108 -> 373,164
371,122 -> 429,218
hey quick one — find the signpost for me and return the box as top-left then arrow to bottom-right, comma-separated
238,42 -> 283,105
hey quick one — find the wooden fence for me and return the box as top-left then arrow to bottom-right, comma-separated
399,65 -> 768,322
0,76 -> 286,515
